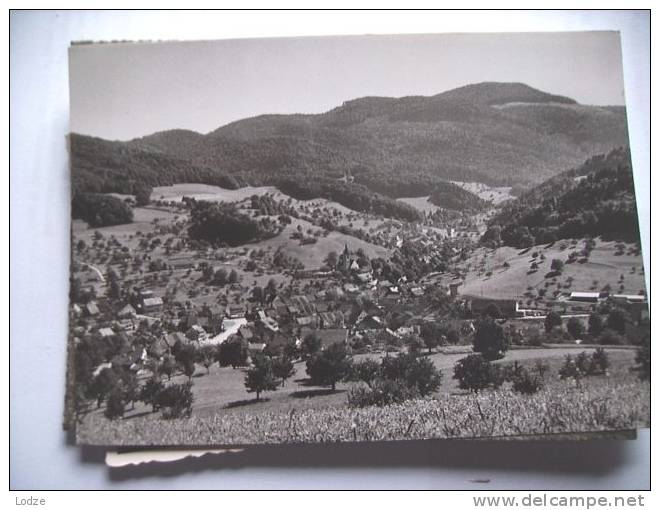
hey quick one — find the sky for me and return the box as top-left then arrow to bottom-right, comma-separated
69,31 -> 626,141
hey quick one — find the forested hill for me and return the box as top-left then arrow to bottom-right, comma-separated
71,82 -> 629,202
483,147 -> 641,248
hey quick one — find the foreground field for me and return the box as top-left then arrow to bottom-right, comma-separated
76,349 -> 647,446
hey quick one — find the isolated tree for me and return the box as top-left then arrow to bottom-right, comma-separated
88,367 -> 119,408
453,354 -> 496,393
244,355 -> 278,400
566,317 -> 585,339
140,377 -> 164,412
380,353 -> 442,396
214,268 -> 228,285
606,308 -> 627,335
270,355 -> 296,387
324,251 -> 339,269
588,313 -> 604,336
550,259 -> 564,274
195,345 -> 216,374
228,269 -> 239,284
473,317 -> 508,360
544,311 -> 563,333
133,183 -> 152,206
159,354 -> 177,381
422,332 -> 439,353
217,339 -> 248,368
104,389 -> 125,420
300,333 -> 322,359
306,342 -> 352,391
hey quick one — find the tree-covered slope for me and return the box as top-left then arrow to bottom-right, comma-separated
484,147 -> 641,247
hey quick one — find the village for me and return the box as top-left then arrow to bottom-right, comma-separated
69,183 -> 649,427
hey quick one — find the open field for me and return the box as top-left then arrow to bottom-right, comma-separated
451,181 -> 514,205
397,196 -> 441,214
76,348 -> 647,446
459,238 -> 646,301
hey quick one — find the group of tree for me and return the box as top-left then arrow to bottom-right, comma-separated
71,192 -> 133,227
187,199 -> 279,246
452,354 -> 546,395
348,351 -> 443,407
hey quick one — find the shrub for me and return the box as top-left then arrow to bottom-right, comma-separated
347,378 -> 419,408
590,347 -> 609,375
453,354 -> 497,393
598,328 -> 625,346
511,368 -> 543,395
351,358 -> 381,388
559,349 -> 610,381
380,353 -> 442,396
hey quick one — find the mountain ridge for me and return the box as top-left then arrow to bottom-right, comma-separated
70,81 -> 630,200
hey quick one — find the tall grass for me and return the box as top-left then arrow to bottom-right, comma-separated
77,372 -> 649,446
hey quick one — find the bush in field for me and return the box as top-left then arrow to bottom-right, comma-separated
511,367 -> 543,395
245,355 -> 279,400
104,389 -> 126,420
598,328 -> 625,346
271,356 -> 296,386
453,354 -> 498,393
590,347 -> 610,375
217,339 -> 248,368
351,358 -> 381,388
473,317 -> 508,360
634,335 -> 650,381
347,378 -> 419,408
559,349 -> 610,381
157,382 -> 194,419
380,353 -> 442,396
140,377 -> 165,412
306,342 -> 352,391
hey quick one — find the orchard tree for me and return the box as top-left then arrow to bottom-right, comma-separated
271,355 -> 296,387
306,342 -> 352,391
588,313 -> 604,336
217,339 -> 248,368
566,317 -> 585,339
244,355 -> 278,400
473,317 -> 508,360
453,354 -> 497,393
544,311 -> 563,333
140,377 -> 164,412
